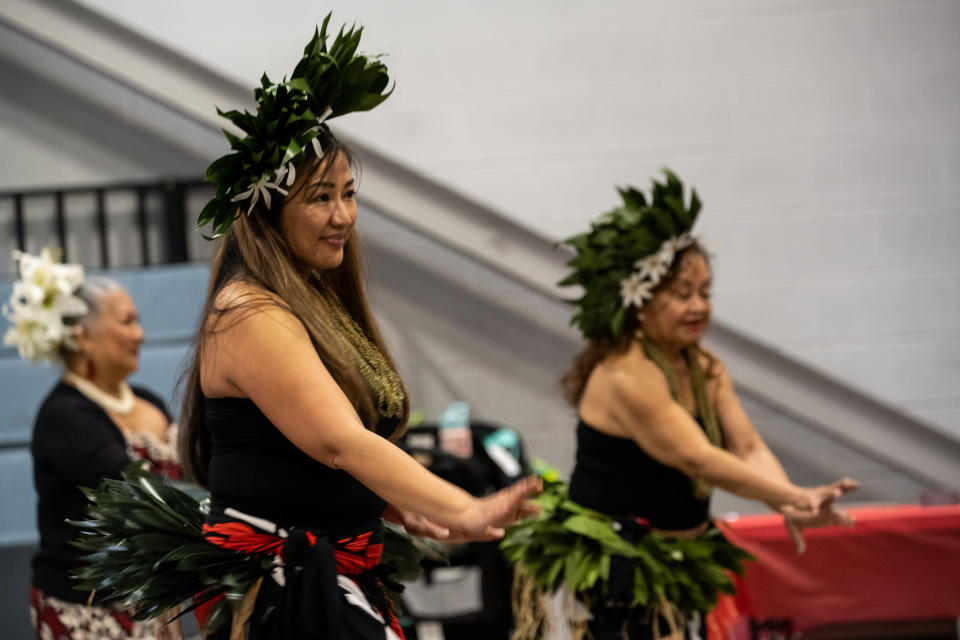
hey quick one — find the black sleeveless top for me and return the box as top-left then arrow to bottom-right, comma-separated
205,396 -> 386,534
568,417 -> 711,530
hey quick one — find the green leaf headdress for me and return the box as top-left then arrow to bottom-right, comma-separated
198,13 -> 392,238
558,169 -> 703,340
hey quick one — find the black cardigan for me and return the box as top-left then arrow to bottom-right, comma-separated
30,380 -> 170,602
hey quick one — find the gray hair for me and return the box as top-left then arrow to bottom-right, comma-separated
60,276 -> 124,353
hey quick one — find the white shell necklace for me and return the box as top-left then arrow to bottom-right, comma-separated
63,370 -> 136,415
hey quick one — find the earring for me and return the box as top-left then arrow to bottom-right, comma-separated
635,310 -> 645,339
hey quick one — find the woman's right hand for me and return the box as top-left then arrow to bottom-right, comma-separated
453,475 -> 542,540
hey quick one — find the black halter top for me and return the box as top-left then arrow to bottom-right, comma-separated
568,417 -> 711,530
205,396 -> 385,534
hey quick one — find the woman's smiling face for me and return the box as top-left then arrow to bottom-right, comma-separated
641,250 -> 712,349
280,152 -> 358,273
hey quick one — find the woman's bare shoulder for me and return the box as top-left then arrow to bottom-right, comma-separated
583,342 -> 686,441
598,341 -> 672,404
605,341 -> 665,380
202,281 -> 313,397
214,279 -> 284,311
208,280 -> 297,333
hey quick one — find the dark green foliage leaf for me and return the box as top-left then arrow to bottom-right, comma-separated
610,306 -> 626,338
688,189 -> 702,224
618,186 -> 647,209
382,521 -> 447,582
632,565 -> 650,605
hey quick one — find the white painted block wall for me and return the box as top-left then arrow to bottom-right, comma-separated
68,0 -> 960,437
6,0 -> 960,438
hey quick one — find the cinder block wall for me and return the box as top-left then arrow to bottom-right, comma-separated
0,0 -> 953,525
7,0 -> 959,432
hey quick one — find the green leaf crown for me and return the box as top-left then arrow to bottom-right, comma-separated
558,169 -> 703,340
198,13 -> 392,238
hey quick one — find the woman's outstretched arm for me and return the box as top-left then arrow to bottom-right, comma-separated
605,349 -> 849,515
713,357 -> 857,551
205,291 -> 538,538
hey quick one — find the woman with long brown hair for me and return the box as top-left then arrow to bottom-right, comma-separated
178,19 -> 539,639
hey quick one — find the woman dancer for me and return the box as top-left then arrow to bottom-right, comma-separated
509,172 -> 857,640
4,249 -> 179,639
179,17 -> 539,639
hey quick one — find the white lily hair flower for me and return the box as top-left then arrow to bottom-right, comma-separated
278,161 -> 296,188
308,106 -> 334,158
619,233 -> 697,309
229,105 -> 334,218
3,248 -> 88,363
231,171 -> 291,216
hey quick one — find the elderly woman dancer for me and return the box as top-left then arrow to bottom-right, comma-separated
4,249 -> 179,640
177,16 -> 539,640
507,172 -> 857,640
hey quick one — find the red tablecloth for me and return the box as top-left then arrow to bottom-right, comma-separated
719,504 -> 960,631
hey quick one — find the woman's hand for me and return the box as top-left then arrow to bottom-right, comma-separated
456,475 -> 542,540
788,477 -> 858,513
780,477 -> 858,553
384,475 -> 542,542
383,504 -> 501,542
383,504 -> 452,540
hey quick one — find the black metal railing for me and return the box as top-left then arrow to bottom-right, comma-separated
1,178 -> 213,277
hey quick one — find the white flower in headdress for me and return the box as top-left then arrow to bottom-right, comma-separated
668,232 -> 694,257
634,253 -> 665,286
227,105 -> 335,218
3,248 -> 87,363
308,106 -> 333,158
231,172 -> 290,216
619,233 -> 697,310
657,242 -> 676,269
276,161 -> 297,189
619,271 -> 653,309
15,248 -> 85,300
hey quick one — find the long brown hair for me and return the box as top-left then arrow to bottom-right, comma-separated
179,130 -> 409,485
561,241 -> 715,406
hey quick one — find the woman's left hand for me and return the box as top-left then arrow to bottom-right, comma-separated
780,496 -> 856,554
